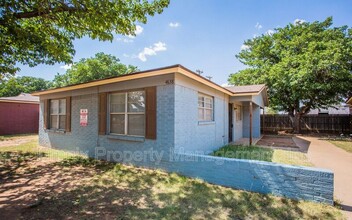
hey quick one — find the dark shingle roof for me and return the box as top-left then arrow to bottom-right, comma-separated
0,93 -> 39,103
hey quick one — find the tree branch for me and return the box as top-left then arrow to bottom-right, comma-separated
14,6 -> 85,19
0,4 -> 86,25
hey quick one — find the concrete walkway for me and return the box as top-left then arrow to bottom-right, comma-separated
299,136 -> 352,219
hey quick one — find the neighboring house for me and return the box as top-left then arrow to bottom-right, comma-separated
0,93 -> 39,135
32,65 -> 268,164
307,105 -> 351,115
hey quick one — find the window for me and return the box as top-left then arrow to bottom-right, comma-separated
50,99 -> 66,130
198,93 -> 214,121
236,105 -> 242,121
109,91 -> 145,136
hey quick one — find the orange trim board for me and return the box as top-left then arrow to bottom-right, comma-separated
32,64 -> 234,96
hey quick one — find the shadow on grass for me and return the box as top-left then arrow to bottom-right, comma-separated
0,151 -> 47,179
0,152 -> 342,219
211,145 -> 274,162
57,156 -> 115,171
19,162 -> 341,220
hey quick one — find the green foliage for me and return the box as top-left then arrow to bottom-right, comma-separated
211,145 -> 313,167
265,107 -> 278,114
52,52 -> 138,87
0,0 -> 169,77
0,76 -> 51,97
211,145 -> 274,162
229,17 -> 352,116
59,156 -> 115,170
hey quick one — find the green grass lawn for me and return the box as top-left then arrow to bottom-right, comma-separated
0,136 -> 81,160
211,145 -> 313,167
329,140 -> 352,153
0,136 -> 343,219
0,133 -> 37,141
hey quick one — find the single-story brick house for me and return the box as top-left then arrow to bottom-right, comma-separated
0,93 -> 39,135
32,65 -> 267,164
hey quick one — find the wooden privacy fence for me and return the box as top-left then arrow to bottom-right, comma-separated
261,114 -> 352,134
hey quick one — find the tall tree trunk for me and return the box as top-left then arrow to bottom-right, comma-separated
288,109 -> 302,134
293,113 -> 302,134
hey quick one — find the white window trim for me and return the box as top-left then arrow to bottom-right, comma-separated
50,99 -> 66,130
109,91 -> 145,137
198,93 -> 214,122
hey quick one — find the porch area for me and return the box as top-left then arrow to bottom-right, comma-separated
231,136 -> 263,146
226,84 -> 268,145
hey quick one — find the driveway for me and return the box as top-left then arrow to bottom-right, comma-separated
298,136 -> 352,219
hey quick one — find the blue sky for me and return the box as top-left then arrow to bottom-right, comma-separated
17,0 -> 352,85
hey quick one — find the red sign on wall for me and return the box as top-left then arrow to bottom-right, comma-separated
80,109 -> 88,126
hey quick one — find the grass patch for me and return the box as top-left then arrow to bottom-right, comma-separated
22,160 -> 343,219
211,145 -> 313,167
0,136 -> 83,160
0,135 -> 342,219
329,140 -> 352,153
0,133 -> 37,141
59,156 -> 115,171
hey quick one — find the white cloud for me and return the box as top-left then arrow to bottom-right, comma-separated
169,22 -> 180,28
123,53 -> 130,58
255,22 -> 262,30
60,64 -> 72,70
135,25 -> 143,35
221,83 -> 230,87
138,42 -> 167,62
117,38 -> 134,43
294,19 -> 306,25
266,29 -> 274,35
153,42 -> 167,52
128,25 -> 143,38
240,44 -> 250,50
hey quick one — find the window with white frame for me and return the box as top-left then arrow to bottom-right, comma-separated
50,99 -> 66,129
198,93 -> 214,121
109,91 -> 145,136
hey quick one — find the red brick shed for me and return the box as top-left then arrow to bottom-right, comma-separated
0,93 -> 39,135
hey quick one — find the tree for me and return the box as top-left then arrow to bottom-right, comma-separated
52,52 -> 138,87
0,76 -> 51,97
229,17 -> 352,133
0,0 -> 169,78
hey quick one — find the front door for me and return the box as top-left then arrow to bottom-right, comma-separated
228,103 -> 233,142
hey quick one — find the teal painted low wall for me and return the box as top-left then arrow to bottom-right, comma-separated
160,153 -> 334,205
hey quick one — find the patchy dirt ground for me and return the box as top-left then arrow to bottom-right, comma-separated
257,135 -> 299,148
0,136 -> 344,220
0,155 -> 98,219
0,135 -> 37,147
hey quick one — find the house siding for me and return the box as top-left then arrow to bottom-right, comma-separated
39,93 -> 99,154
39,83 -> 176,165
242,104 -> 261,138
36,72 -> 335,205
174,75 -> 229,154
97,84 -> 175,164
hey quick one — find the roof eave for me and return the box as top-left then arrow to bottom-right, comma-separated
32,65 -> 234,96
